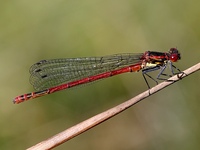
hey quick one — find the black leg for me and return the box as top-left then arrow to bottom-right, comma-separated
170,63 -> 186,79
141,62 -> 183,92
142,66 -> 160,90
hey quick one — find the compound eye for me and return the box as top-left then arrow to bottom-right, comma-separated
170,54 -> 179,62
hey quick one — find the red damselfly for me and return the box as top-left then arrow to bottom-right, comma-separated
13,48 -> 181,104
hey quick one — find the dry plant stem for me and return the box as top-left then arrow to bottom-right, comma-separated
28,63 -> 200,150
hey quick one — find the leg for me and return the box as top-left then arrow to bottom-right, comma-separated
170,63 -> 186,79
157,61 -> 184,81
142,66 -> 160,89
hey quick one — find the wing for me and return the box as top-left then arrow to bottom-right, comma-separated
29,53 -> 143,90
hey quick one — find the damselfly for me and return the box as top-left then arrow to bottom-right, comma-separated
13,48 -> 181,104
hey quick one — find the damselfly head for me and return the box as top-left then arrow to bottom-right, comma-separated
168,48 -> 181,62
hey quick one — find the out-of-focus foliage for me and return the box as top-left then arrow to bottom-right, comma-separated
0,0 -> 199,149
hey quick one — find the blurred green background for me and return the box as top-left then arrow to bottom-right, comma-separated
0,0 -> 200,149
